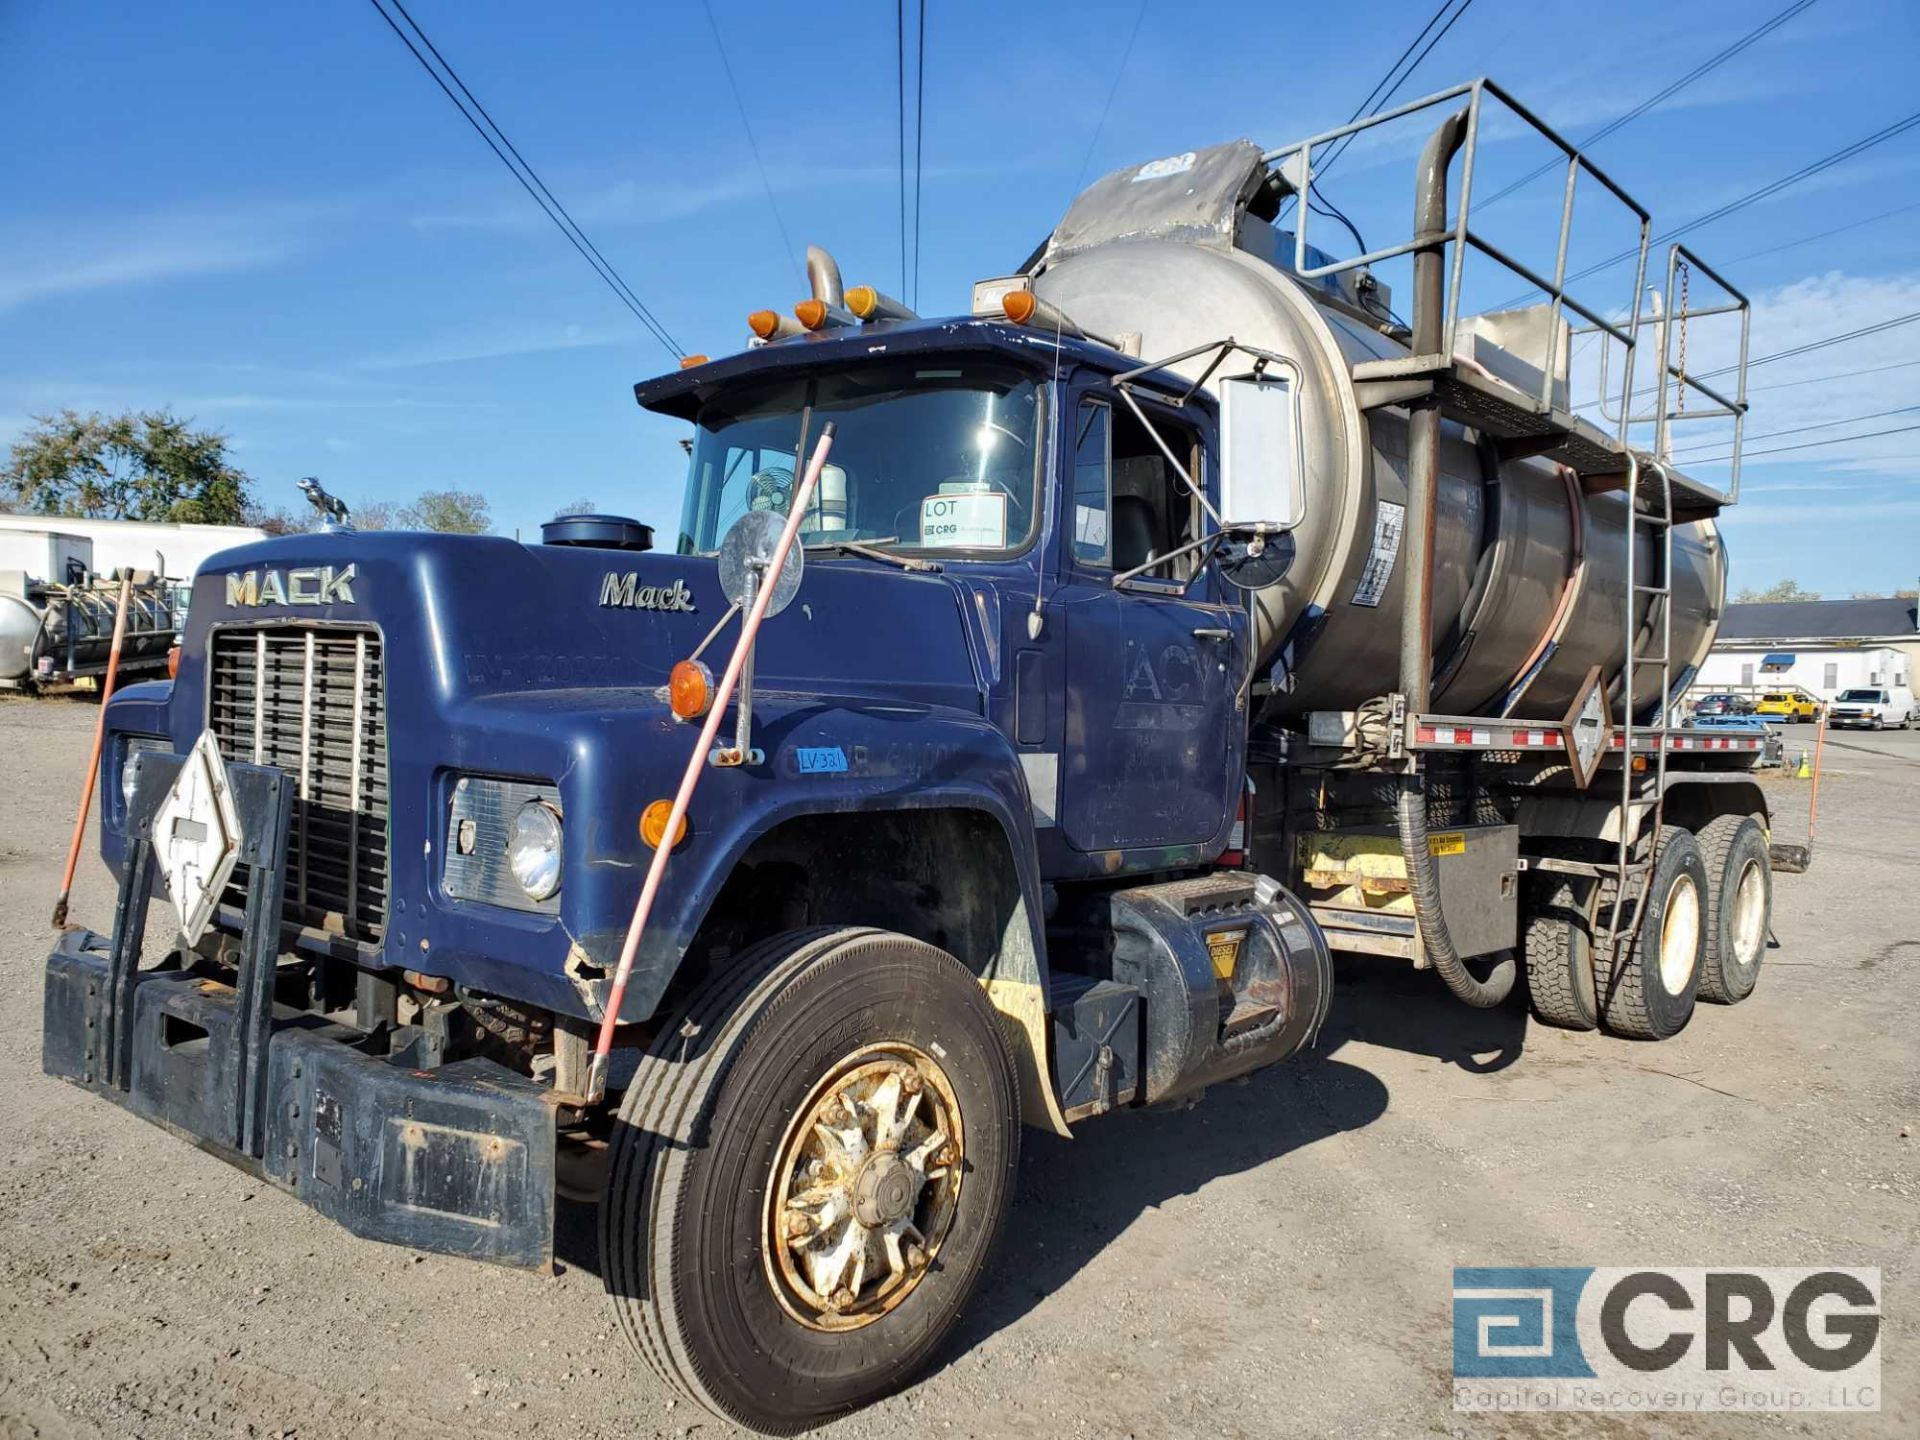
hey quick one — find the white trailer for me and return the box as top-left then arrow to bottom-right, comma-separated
0,516 -> 264,583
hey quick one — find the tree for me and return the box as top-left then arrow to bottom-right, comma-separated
3,409 -> 252,524
1734,579 -> 1820,604
553,497 -> 597,518
399,489 -> 491,534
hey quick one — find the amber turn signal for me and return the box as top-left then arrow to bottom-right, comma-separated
668,658 -> 714,721
640,799 -> 688,850
166,644 -> 181,679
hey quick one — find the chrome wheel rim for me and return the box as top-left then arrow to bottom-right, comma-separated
1659,873 -> 1701,995
1729,858 -> 1767,966
763,1042 -> 963,1332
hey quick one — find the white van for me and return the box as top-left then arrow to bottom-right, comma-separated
1828,686 -> 1917,730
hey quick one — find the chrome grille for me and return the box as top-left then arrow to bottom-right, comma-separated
208,626 -> 389,946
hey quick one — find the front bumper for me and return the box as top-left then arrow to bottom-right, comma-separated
43,931 -> 558,1271
44,750 -> 558,1272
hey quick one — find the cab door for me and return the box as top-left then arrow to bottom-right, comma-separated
1056,392 -> 1242,855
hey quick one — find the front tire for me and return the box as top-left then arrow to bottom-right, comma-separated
1597,826 -> 1706,1040
602,927 -> 1020,1434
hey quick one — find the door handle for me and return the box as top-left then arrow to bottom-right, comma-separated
1191,627 -> 1234,642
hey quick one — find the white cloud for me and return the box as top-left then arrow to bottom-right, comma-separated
354,322 -> 636,371
1571,268 -> 1920,485
0,198 -> 353,313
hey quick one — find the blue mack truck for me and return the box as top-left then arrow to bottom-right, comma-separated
43,81 -> 1783,1434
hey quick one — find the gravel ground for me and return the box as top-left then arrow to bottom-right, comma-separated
0,696 -> 1914,1439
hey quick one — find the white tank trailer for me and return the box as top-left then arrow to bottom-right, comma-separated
1025,139 -> 1726,724
0,516 -> 263,686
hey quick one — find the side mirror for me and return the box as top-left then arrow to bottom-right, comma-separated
1219,372 -> 1303,530
1215,524 -> 1296,591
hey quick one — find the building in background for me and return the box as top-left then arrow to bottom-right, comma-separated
1692,598 -> 1919,702
0,515 -> 265,582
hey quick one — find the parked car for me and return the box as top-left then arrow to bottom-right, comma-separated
1755,690 -> 1820,723
1691,693 -> 1756,719
1827,686 -> 1918,730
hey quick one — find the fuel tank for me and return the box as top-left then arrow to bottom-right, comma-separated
1029,142 -> 1725,722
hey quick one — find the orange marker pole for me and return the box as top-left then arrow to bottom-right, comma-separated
51,572 -> 136,929
585,422 -> 838,1101
1806,705 -> 1829,851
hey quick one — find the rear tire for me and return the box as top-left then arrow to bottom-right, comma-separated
1697,815 -> 1770,1004
1521,875 -> 1599,1031
601,927 -> 1019,1435
1596,825 -> 1706,1041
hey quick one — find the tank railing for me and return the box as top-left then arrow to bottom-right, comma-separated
1591,245 -> 1752,506
1263,76 -> 1654,443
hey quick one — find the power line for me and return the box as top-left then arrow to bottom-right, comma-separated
1497,107 -> 1920,308
702,0 -> 802,288
1476,0 -> 1818,210
1721,199 -> 1920,267
912,0 -> 927,309
1736,310 -> 1920,374
1576,310 -> 1920,413
897,0 -> 908,297
1318,0 -> 1475,178
1672,403 -> 1920,455
1689,420 -> 1920,465
366,0 -> 682,357
1746,356 -> 1920,394
1070,0 -> 1149,198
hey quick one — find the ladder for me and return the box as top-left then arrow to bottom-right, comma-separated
1606,454 -> 1675,939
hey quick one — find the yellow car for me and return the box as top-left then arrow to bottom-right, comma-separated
1755,690 -> 1819,723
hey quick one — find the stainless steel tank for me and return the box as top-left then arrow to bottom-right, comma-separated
1028,142 -> 1724,722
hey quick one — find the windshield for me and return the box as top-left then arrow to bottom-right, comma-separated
1838,689 -> 1885,702
676,360 -> 1041,556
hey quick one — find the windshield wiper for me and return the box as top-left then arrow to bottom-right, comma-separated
801,537 -> 938,572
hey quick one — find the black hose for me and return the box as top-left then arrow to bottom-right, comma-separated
1396,773 -> 1516,1007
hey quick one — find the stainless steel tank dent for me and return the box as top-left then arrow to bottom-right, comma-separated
1031,160 -> 1723,723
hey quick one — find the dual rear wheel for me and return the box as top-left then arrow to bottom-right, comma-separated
1521,814 -> 1770,1039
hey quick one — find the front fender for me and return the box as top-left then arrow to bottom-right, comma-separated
587,693 -> 1050,1026
96,680 -> 175,873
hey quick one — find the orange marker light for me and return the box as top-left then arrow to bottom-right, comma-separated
166,644 -> 181,679
748,309 -> 782,339
845,285 -> 879,319
678,353 -> 709,369
1001,289 -> 1036,325
668,658 -> 714,721
794,298 -> 828,330
640,799 -> 688,850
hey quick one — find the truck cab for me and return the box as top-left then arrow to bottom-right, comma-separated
60,309 -> 1324,1433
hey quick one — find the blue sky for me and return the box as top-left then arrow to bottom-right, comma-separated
2,0 -> 1916,594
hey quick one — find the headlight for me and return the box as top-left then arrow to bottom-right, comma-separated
507,800 -> 563,901
120,737 -> 166,816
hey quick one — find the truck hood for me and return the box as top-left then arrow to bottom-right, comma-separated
178,529 -> 983,712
